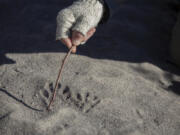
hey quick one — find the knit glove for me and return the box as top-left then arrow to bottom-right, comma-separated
56,0 -> 104,41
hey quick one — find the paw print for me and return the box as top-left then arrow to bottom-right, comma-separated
39,82 -> 61,106
61,86 -> 101,113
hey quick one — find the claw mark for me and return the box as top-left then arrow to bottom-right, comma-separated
43,90 -> 49,98
49,83 -> 54,92
77,93 -> 82,101
58,83 -> 61,89
63,86 -> 71,100
85,92 -> 90,103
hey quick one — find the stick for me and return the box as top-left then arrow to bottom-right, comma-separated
47,46 -> 75,110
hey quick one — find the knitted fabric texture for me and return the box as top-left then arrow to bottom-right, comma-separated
56,0 -> 104,40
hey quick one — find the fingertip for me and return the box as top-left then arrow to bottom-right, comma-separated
72,47 -> 76,53
83,28 -> 96,42
91,28 -> 96,33
72,31 -> 84,46
87,28 -> 96,36
61,38 -> 72,49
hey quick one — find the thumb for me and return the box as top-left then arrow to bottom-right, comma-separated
72,16 -> 95,46
72,31 -> 85,46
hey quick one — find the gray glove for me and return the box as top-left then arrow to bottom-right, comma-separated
56,0 -> 104,41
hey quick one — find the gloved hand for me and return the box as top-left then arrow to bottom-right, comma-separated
56,0 -> 104,53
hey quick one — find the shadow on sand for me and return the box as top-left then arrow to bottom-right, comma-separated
0,88 -> 43,112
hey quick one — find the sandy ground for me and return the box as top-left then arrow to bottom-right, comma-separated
0,0 -> 180,135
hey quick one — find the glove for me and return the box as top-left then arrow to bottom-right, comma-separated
56,0 -> 104,45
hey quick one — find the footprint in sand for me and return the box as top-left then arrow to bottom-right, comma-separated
61,86 -> 101,113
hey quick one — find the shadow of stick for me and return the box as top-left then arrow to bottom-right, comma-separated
0,88 -> 43,112
0,112 -> 11,120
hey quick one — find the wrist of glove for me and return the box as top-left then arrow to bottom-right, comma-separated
56,0 -> 104,42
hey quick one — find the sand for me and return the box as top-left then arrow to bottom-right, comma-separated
0,0 -> 180,135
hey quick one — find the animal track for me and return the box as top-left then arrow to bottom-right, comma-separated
61,86 -> 101,113
39,82 -> 100,112
39,82 -> 61,106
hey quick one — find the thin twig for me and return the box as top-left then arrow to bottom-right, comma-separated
47,46 -> 75,110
